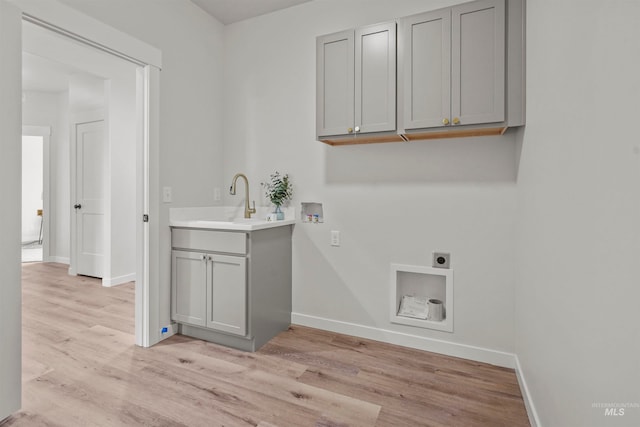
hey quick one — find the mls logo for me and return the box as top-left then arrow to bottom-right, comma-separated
605,408 -> 625,416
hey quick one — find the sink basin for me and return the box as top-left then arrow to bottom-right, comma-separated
171,216 -> 295,231
169,207 -> 296,231
198,217 -> 263,224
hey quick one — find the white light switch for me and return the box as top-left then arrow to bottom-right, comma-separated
331,230 -> 340,247
162,186 -> 172,203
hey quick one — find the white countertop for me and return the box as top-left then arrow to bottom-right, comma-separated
169,206 -> 296,231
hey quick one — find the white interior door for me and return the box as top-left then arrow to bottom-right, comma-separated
0,0 -> 23,420
75,120 -> 105,278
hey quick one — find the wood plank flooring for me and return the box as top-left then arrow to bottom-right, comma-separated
2,262 -> 530,427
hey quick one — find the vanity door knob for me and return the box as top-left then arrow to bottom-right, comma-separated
442,118 -> 450,125
74,204 -> 82,209
453,117 -> 460,125
354,126 -> 360,133
347,127 -> 353,134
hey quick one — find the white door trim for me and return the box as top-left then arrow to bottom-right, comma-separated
1,0 -> 23,419
11,0 -> 161,68
16,4 -> 162,349
22,125 -> 51,263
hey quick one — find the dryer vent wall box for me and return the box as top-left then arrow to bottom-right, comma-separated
432,252 -> 450,269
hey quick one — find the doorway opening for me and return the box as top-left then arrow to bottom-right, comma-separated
20,14 -> 157,347
21,134 -> 44,263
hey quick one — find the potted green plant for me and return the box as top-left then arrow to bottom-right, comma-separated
261,171 -> 293,220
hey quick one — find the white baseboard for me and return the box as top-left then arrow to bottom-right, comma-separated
515,355 -> 541,427
102,273 -> 136,287
291,313 -> 516,368
48,256 -> 70,265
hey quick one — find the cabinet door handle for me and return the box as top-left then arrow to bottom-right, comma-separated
347,127 -> 353,134
354,126 -> 360,133
202,255 -> 207,261
442,118 -> 450,125
453,117 -> 460,125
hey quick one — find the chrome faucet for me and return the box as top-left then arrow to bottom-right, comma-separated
229,173 -> 256,218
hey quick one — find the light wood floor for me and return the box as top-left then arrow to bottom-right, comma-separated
3,262 -> 530,427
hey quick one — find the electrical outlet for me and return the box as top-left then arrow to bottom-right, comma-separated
432,252 -> 451,269
162,186 -> 172,203
213,187 -> 221,201
331,230 -> 340,247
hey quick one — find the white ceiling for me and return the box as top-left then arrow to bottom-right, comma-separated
189,0 -> 312,25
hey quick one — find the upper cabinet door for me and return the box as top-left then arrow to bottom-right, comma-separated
451,0 -> 505,126
355,22 -> 396,134
402,10 -> 451,130
316,30 -> 355,137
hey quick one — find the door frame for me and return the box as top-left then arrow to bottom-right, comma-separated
1,1 -> 24,419
22,125 -> 51,262
16,1 -> 162,349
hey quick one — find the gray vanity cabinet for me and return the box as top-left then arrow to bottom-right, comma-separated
401,0 -> 506,131
171,230 -> 247,336
316,21 -> 396,139
171,226 -> 292,351
172,251 -> 247,335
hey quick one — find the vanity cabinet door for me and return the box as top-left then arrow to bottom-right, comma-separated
451,0 -> 505,126
171,250 -> 207,327
206,254 -> 247,336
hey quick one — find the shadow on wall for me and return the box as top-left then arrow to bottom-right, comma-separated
293,225 -> 378,325
325,130 -> 520,184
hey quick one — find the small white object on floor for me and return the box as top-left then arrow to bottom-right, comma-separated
22,242 -> 43,263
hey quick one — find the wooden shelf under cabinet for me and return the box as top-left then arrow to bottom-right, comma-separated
320,126 -> 507,146
402,126 -> 507,142
320,134 -> 405,146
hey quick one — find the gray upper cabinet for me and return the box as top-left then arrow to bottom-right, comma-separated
451,0 -> 505,126
317,22 -> 396,139
317,0 -> 524,145
402,0 -> 505,131
402,9 -> 451,130
355,22 -> 397,134
316,30 -> 354,138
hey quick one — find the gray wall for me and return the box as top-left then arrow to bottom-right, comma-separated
222,0 -> 518,356
516,0 -> 640,425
